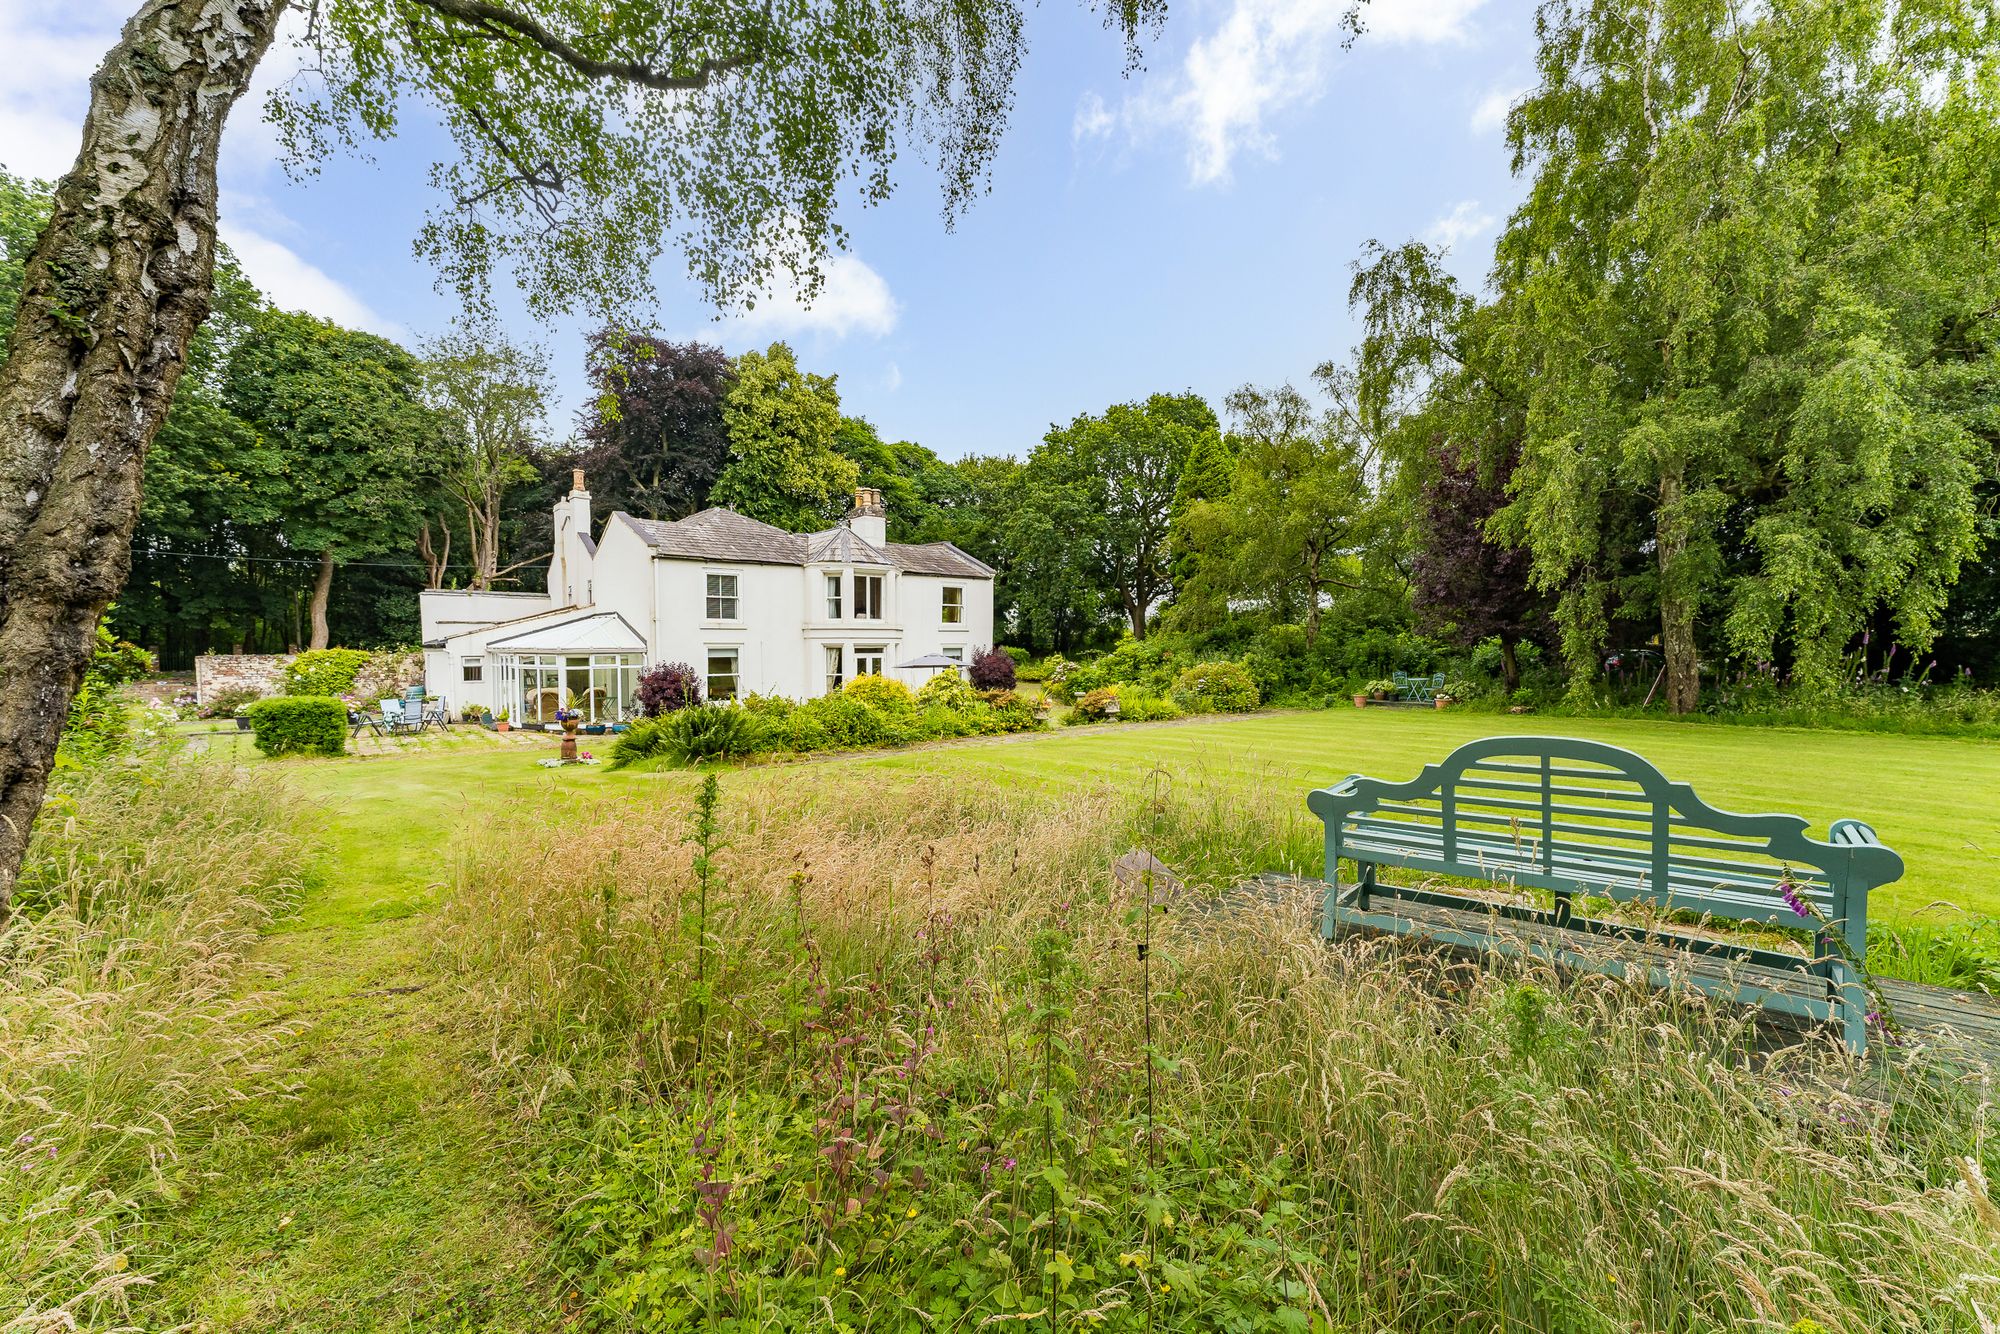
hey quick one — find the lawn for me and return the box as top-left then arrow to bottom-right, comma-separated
285,707 -> 2000,923
74,708 -> 2000,1330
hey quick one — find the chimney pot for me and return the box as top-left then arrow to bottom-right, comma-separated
572,468 -> 587,494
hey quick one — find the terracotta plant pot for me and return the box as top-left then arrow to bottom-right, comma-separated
496,721 -> 510,733
1353,694 -> 1368,708
1435,696 -> 1450,710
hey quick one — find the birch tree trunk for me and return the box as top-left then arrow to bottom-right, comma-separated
307,547 -> 334,649
1656,464 -> 1701,714
0,0 -> 286,908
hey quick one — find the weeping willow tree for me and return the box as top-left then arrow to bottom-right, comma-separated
1485,0 -> 2000,710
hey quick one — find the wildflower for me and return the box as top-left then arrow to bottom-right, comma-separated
1779,880 -> 1811,919
1606,1273 -> 1618,1285
905,1207 -> 917,1219
109,1254 -> 128,1273
1002,1157 -> 1016,1171
1160,1284 -> 1171,1294
833,1266 -> 847,1278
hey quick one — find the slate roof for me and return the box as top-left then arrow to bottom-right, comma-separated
615,508 -> 992,579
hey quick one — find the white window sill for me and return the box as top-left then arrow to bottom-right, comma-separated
701,621 -> 745,631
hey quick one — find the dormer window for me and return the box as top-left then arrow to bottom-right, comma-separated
705,573 -> 739,620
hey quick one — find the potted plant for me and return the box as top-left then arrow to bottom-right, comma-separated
233,707 -> 253,731
1365,678 -> 1397,702
1353,689 -> 1369,708
495,708 -> 511,733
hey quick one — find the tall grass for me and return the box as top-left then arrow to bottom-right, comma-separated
437,768 -> 2000,1331
2,755 -> 315,1330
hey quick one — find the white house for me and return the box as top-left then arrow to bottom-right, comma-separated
419,474 -> 996,723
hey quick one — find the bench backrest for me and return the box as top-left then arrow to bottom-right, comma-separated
1307,736 -> 1902,950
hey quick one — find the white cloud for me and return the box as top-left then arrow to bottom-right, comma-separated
1423,199 -> 1496,251
1083,0 -> 1487,188
1364,0 -> 1488,45
0,0 -> 124,181
883,361 -> 904,392
1470,82 -> 1529,135
723,253 -> 900,340
1073,91 -> 1115,144
221,225 -> 405,340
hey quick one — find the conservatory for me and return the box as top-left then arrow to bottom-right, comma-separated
486,613 -> 646,724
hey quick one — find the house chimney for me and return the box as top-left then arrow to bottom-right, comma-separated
551,470 -> 594,606
846,485 -> 887,549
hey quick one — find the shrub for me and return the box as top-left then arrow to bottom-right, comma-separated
1364,678 -> 1398,697
795,693 -> 890,750
657,704 -> 763,764
983,690 -> 1041,732
843,673 -> 913,714
1041,656 -> 1080,700
968,645 -> 1017,690
282,647 -> 373,697
637,661 -> 702,716
198,685 -> 265,719
914,704 -> 975,740
1113,688 -> 1182,721
915,668 -> 979,711
57,623 -> 148,768
1172,660 -> 1261,713
1070,687 -> 1120,722
246,697 -> 346,757
608,719 -> 668,767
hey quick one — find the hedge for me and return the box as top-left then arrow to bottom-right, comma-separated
283,648 -> 373,697
247,697 -> 347,757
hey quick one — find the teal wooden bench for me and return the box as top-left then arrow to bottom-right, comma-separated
1307,736 -> 1903,1052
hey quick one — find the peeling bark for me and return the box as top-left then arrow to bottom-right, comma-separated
0,0 -> 287,908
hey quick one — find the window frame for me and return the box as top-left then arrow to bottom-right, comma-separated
942,646 -> 964,665
825,573 -> 843,620
854,645 -> 886,678
461,654 -> 485,682
705,571 -> 741,621
855,573 -> 884,621
705,647 -> 741,701
941,585 -> 964,625
824,644 -> 845,695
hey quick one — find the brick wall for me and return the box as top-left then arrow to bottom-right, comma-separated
193,653 -> 293,705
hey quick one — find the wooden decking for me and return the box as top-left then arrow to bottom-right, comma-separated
1230,874 -> 2000,1060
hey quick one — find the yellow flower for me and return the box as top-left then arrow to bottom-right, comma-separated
1159,1284 -> 1171,1294
1607,1274 -> 1618,1286
905,1207 -> 918,1219
109,1254 -> 129,1273
833,1266 -> 847,1278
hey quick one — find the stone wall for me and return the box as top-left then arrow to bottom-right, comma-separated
193,653 -> 293,705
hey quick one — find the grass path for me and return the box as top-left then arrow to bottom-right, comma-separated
127,708 -> 2000,1327
127,750 -> 591,1331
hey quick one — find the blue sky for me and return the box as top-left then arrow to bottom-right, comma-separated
0,0 -> 1537,459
